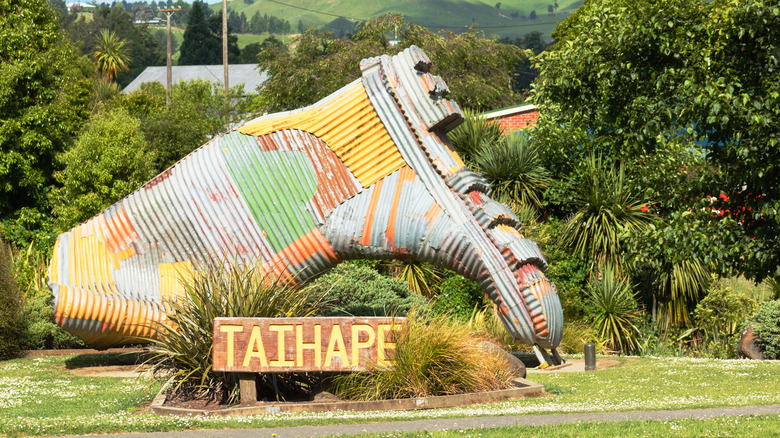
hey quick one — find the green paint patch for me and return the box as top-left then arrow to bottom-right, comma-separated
221,133 -> 317,253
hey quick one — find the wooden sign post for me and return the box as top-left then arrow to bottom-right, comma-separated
213,317 -> 404,404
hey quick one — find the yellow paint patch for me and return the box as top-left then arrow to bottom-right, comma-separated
239,82 -> 406,187
159,260 -> 193,303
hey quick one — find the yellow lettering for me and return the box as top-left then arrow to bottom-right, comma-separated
219,324 -> 243,367
377,323 -> 397,367
269,325 -> 295,366
242,326 -> 268,367
351,324 -> 376,367
324,324 -> 349,367
296,324 -> 322,367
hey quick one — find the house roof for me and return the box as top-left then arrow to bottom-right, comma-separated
480,103 -> 537,120
123,64 -> 268,94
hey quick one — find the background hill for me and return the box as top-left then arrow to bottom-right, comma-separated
209,0 -> 582,40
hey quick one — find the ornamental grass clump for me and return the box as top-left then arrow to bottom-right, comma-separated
144,261 -> 328,404
330,309 -> 516,400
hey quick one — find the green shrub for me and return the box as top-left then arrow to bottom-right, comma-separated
11,240 -> 84,350
144,262 -> 329,404
751,300 -> 780,360
635,314 -> 688,357
558,320 -> 609,355
310,263 -> 425,317
685,278 -> 755,358
0,240 -> 23,359
20,293 -> 84,350
330,309 -> 515,400
432,273 -> 483,321
536,218 -> 591,321
49,106 -> 158,229
585,264 -> 641,354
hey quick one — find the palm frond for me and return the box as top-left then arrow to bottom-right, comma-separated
473,133 -> 552,211
447,108 -> 503,164
565,154 -> 654,269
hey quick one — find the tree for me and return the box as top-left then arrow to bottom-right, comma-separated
66,5 -> 165,87
178,0 -> 220,65
0,0 -> 92,233
239,36 -> 286,64
92,29 -> 131,81
564,155 -> 654,271
257,14 -> 527,112
529,10 -> 537,20
50,107 -> 157,229
530,0 -> 780,282
118,80 -> 250,172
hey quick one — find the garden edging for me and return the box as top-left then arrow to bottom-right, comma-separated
150,377 -> 545,416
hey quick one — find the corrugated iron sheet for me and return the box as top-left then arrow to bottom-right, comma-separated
239,81 -> 405,188
49,45 -> 563,352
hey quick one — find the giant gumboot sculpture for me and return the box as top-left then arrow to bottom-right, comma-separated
48,46 -> 564,365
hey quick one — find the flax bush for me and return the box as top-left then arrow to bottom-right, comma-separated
585,264 -> 641,354
330,309 -> 515,400
144,262 -> 329,404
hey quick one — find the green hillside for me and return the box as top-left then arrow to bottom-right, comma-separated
211,0 -> 582,40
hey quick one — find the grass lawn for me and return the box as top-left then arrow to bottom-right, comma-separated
331,415 -> 780,437
0,354 -> 778,436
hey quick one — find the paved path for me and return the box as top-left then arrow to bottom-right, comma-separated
68,404 -> 780,438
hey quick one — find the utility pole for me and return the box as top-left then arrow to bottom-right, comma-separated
222,0 -> 228,96
157,7 -> 182,105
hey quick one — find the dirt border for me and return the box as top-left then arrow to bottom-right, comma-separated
150,378 -> 545,417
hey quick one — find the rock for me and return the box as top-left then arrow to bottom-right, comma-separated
312,390 -> 339,402
738,324 -> 765,360
479,341 -> 526,378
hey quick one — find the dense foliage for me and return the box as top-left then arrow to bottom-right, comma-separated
0,0 -> 92,222
179,2 -> 239,66
431,274 -> 484,321
308,263 -> 424,317
687,279 -> 755,358
49,107 -> 157,229
751,300 -> 780,360
532,0 -> 780,283
256,14 -> 527,112
118,80 -> 249,171
0,241 -> 23,359
65,4 -> 165,87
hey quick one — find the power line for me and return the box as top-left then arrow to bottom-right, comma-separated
266,0 -> 563,31
266,0 -> 363,21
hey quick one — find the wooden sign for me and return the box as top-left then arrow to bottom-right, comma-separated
212,317 -> 404,373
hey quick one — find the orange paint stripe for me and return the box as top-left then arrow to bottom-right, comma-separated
360,179 -> 384,246
424,203 -> 442,224
385,167 -> 417,247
